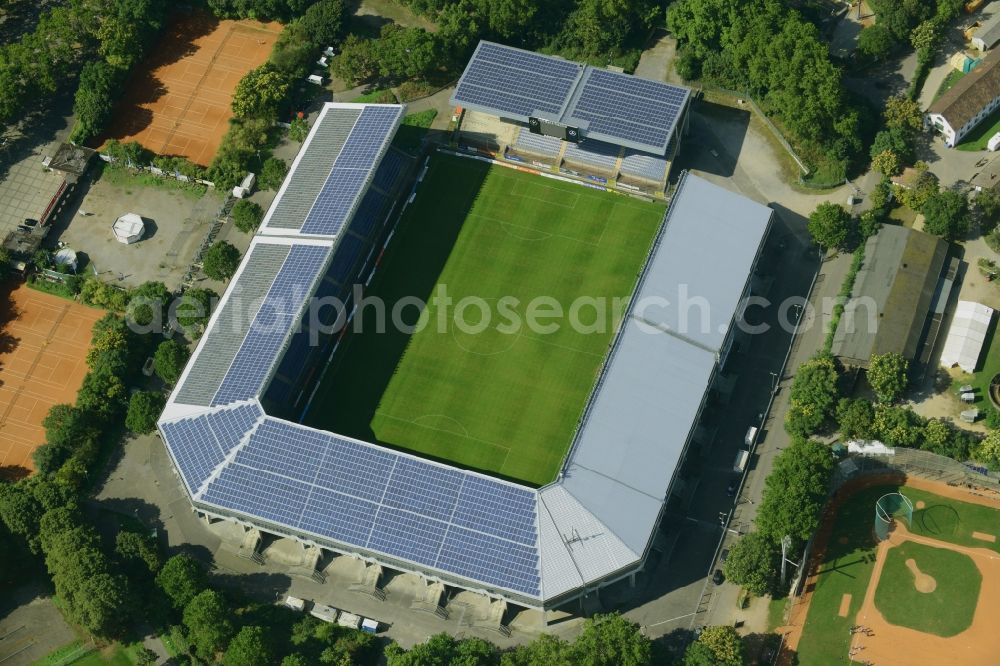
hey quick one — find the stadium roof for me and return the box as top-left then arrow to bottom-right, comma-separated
451,41 -> 691,155
158,103 -> 769,606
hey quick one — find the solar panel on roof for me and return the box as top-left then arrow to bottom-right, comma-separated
212,245 -> 329,406
368,506 -> 448,565
298,106 -> 402,236
453,42 -> 582,118
202,464 -> 309,528
383,457 -> 464,522
438,526 -> 540,595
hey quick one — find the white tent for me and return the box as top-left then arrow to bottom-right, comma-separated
53,247 -> 78,272
940,301 -> 994,373
113,213 -> 145,244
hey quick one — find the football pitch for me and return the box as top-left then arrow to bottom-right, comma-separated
304,154 -> 665,485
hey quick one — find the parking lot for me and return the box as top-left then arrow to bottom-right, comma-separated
0,142 -> 67,238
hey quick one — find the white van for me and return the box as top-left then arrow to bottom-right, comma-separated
733,449 -> 750,473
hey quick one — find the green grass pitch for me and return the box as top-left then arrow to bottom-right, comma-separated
874,541 -> 980,637
304,154 -> 665,485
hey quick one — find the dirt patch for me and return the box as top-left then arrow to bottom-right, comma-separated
0,284 -> 103,475
838,594 -> 852,617
100,12 -> 281,166
905,557 -> 938,593
916,500 -> 926,509
973,531 -> 996,543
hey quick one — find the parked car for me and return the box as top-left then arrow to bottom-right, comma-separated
726,479 -> 738,497
712,569 -> 725,585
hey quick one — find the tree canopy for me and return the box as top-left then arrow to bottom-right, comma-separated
125,391 -> 166,434
785,355 -> 840,438
807,202 -> 852,250
183,589 -> 236,660
231,199 -> 264,233
202,241 -> 241,282
156,553 -> 208,609
867,352 -> 909,403
153,339 -> 190,386
922,189 -> 969,241
721,531 -> 778,596
756,437 -> 834,544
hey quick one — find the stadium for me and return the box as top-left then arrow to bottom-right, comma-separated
157,44 -> 773,616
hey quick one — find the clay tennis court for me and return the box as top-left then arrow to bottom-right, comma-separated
100,12 -> 282,166
0,284 -> 103,477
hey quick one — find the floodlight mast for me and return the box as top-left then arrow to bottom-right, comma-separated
780,534 -> 800,586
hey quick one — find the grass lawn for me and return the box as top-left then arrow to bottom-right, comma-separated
957,105 -> 1000,151
874,540 -> 980,637
797,484 -> 888,665
393,110 -> 438,155
933,69 -> 966,103
350,88 -> 398,104
95,163 -> 207,199
304,154 -> 664,485
33,640 -> 143,665
905,486 -> 1000,554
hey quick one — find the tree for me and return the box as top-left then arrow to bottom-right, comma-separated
836,398 -> 874,439
871,149 -> 901,176
300,0 -> 347,46
288,117 -> 309,142
976,187 -> 1000,232
910,19 -> 938,51
0,483 -> 43,554
721,532 -> 778,596
231,65 -> 289,120
683,641 -> 720,666
785,355 -> 840,437
884,95 -> 923,133
224,626 -> 272,666
231,199 -> 264,233
127,281 -> 170,329
504,634 -> 575,665
156,554 -> 207,609
183,590 -> 235,660
923,189 -> 970,241
259,157 -> 288,190
330,35 -> 379,84
76,366 -> 128,421
202,241 -> 241,281
871,404 -> 925,447
571,613 -> 651,666
858,24 -> 895,60
173,287 -> 217,334
870,127 -> 913,164
976,430 -> 1000,470
807,202 -> 852,250
868,352 -> 909,403
894,162 -> 938,211
153,339 -> 190,386
71,61 -> 123,144
135,647 -> 158,666
376,25 -> 439,81
126,391 -> 166,434
281,656 -> 309,666
116,530 -> 162,574
757,437 -> 834,544
696,626 -> 743,666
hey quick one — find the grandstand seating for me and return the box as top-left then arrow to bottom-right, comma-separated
349,188 -> 390,238
372,147 -> 410,194
620,150 -> 668,183
512,128 -> 562,158
562,139 -> 619,173
326,234 -> 366,286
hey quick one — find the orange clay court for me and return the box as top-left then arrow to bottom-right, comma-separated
0,284 -> 103,476
100,12 -> 282,166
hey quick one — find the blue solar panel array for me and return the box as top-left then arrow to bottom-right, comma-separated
300,106 -> 403,237
160,402 -> 263,493
452,41 -> 690,155
566,68 -> 688,152
193,418 -> 542,596
454,41 -> 583,118
212,245 -> 330,406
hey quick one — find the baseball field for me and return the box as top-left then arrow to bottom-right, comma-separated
789,477 -> 1000,665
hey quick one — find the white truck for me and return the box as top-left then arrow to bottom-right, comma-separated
733,449 -> 750,473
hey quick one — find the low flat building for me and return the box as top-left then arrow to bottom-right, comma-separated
832,226 -> 948,369
926,49 -> 1000,147
973,11 -> 1000,52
